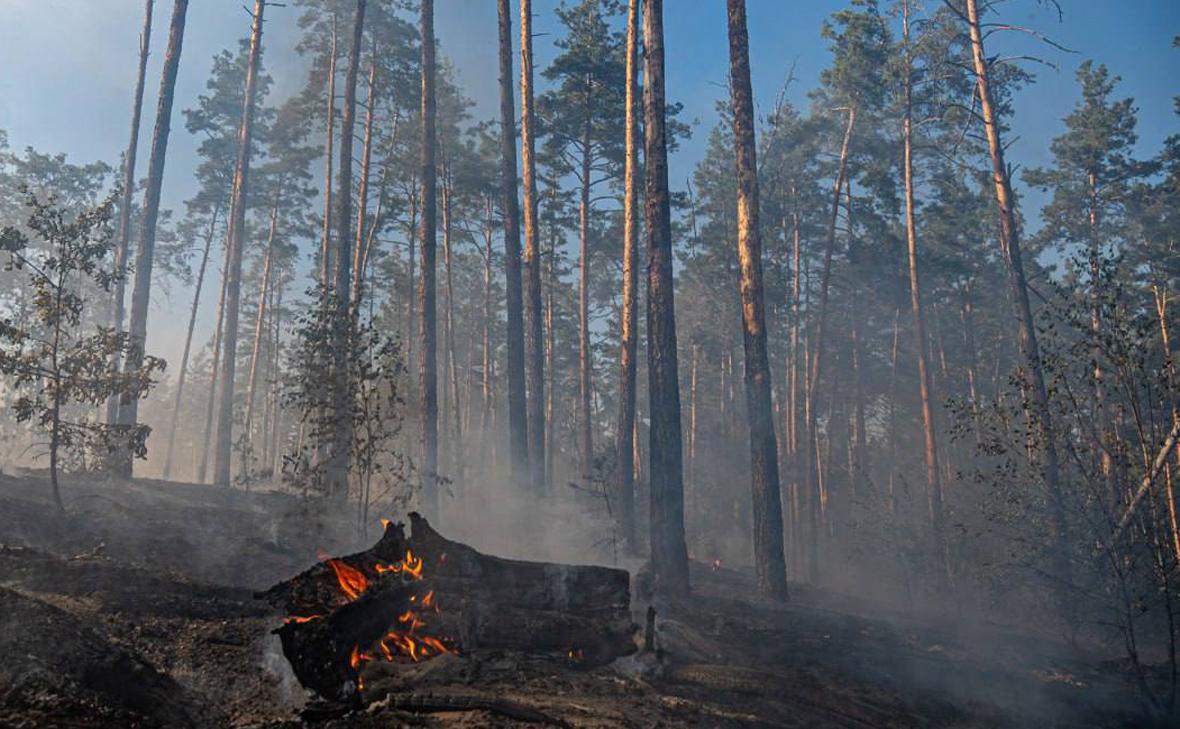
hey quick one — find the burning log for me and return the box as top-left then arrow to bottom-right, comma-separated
259,513 -> 637,703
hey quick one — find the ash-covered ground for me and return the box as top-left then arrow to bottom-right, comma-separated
0,471 -> 1155,728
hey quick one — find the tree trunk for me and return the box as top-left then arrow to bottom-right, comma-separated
242,192 -> 280,485
577,122 -> 594,478
497,0 -> 530,489
212,0 -> 267,488
481,198 -> 495,468
320,17 -> 338,289
270,283 -> 286,477
727,0 -> 787,599
115,0 -> 189,478
107,0 -> 154,427
326,0 -> 366,499
642,0 -> 689,595
613,0 -> 640,553
162,204 -> 220,481
441,168 -> 463,480
804,103 -> 855,582
845,178 -> 867,523
419,0 -> 439,517
521,0 -> 546,494
901,0 -> 947,582
965,0 -> 1070,598
351,58 -> 377,311
545,217 -> 557,488
198,242 -> 230,484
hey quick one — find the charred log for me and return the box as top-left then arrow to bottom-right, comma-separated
260,513 -> 637,703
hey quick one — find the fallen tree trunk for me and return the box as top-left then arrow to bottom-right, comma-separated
259,513 -> 636,703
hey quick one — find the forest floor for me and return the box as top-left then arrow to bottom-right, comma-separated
0,469 -> 1160,728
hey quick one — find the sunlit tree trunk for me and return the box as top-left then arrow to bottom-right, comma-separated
212,0 -> 267,487
115,0 -> 190,478
419,0 -> 439,517
727,0 -> 788,599
612,0 -> 640,552
492,0 -> 530,490
521,0 -> 546,494
642,0 -> 689,595
901,0 -> 947,581
107,0 -> 154,427
162,204 -> 220,481
965,0 -> 1070,596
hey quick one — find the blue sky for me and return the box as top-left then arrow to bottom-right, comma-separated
0,0 -> 1176,366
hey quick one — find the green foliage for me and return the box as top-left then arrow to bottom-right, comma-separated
0,189 -> 165,502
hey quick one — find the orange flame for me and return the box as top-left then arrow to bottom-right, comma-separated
283,614 -> 322,624
374,549 -> 424,580
327,559 -> 369,601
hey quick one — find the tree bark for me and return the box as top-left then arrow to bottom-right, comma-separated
212,0 -> 267,487
965,0 -> 1070,597
727,0 -> 788,600
419,0 -> 439,517
441,168 -> 463,480
497,0 -> 530,489
162,204 -> 220,481
520,0 -> 546,494
106,0 -> 154,427
642,0 -> 689,595
115,0 -> 189,478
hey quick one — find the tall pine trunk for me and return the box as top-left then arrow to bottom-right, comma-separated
115,0 -> 190,478
326,0 -> 366,498
198,244 -> 230,483
804,103 -> 855,581
162,204 -> 220,480
964,0 -> 1070,601
727,0 -> 788,599
351,58 -> 377,311
520,0 -> 546,494
242,192 -> 280,484
642,0 -> 689,595
320,18 -> 338,289
107,0 -> 154,427
613,0 -> 640,554
212,0 -> 267,487
419,0 -> 439,517
902,0 -> 946,580
497,0 -> 529,488
578,123 -> 593,477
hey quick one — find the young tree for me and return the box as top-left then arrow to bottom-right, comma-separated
727,0 -> 788,600
1,192 -> 164,511
642,0 -> 689,595
114,0 -> 189,478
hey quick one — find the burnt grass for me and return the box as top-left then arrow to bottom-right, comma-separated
0,470 -> 1156,728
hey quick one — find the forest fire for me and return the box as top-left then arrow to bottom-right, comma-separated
313,545 -> 453,676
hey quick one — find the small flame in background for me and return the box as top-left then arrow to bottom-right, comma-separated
284,523 -> 454,690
